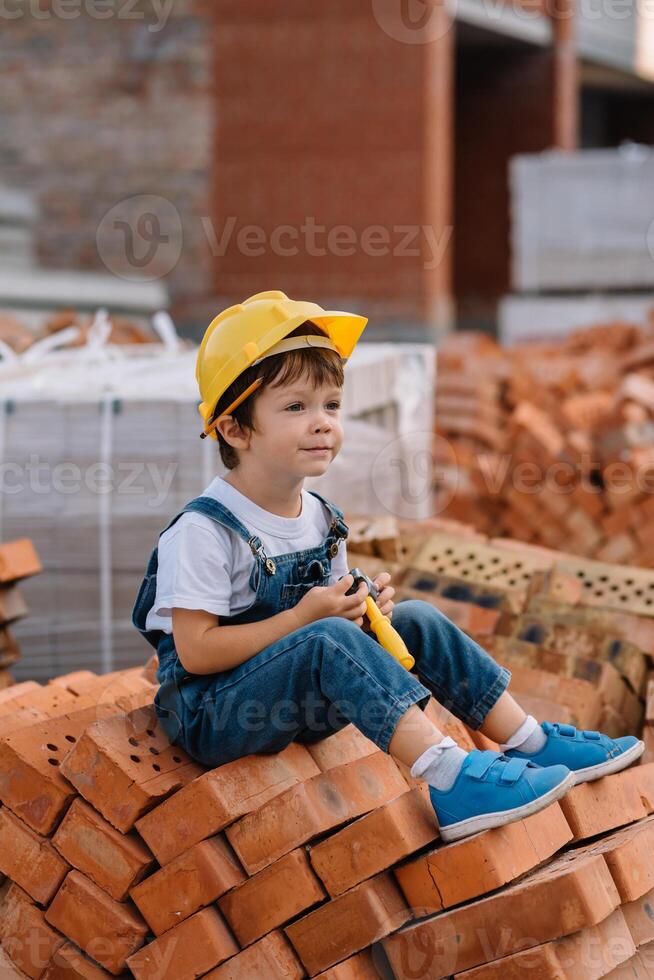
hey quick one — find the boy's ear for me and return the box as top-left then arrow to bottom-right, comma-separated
215,415 -> 250,449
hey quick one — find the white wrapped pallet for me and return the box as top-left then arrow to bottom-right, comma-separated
0,317 -> 434,680
511,144 -> 654,292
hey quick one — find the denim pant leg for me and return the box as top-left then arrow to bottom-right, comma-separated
390,598 -> 511,730
179,615 -> 432,769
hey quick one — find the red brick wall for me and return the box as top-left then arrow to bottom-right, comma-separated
454,45 -> 559,329
211,0 -> 454,333
1,0 -> 215,333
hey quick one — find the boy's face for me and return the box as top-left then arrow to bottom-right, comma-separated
247,374 -> 344,479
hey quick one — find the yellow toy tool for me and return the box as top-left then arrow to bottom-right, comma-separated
342,569 -> 415,671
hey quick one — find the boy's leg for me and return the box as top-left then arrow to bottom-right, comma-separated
177,615 -> 434,769
390,598 -> 645,786
388,598 -> 513,732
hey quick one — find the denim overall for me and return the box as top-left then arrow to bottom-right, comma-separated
132,490 -> 511,770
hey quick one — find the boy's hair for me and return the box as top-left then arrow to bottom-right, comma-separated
210,321 -> 345,470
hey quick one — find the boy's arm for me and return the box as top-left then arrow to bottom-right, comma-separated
172,605 -> 309,674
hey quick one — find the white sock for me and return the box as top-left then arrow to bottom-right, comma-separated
410,736 -> 468,792
499,714 -> 547,754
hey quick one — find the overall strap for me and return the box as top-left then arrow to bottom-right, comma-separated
177,496 -> 278,575
306,489 -> 349,559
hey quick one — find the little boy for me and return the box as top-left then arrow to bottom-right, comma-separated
133,290 -> 644,843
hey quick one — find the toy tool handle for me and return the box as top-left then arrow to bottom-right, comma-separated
364,596 -> 415,671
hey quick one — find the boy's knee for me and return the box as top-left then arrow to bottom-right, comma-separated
392,598 -> 440,622
309,616 -> 365,644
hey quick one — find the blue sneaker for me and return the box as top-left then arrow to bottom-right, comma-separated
504,722 -> 645,785
429,749 -> 574,843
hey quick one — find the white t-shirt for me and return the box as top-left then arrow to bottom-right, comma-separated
145,476 -> 349,634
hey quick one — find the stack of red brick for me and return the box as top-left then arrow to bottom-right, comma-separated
350,515 -> 652,746
0,310 -> 157,354
1,519 -> 654,977
0,540 -> 42,690
434,318 -> 654,567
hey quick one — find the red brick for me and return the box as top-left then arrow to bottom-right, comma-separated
218,847 -> 325,946
51,798 -> 155,902
47,672 -> 98,692
549,814 -> 654,903
423,699 -> 477,752
42,943 -> 114,979
394,802 -> 571,913
0,704 -> 121,835
633,761 -> 654,810
0,945 -> 29,977
309,788 -> 437,897
285,872 -> 410,976
130,835 -> 245,936
226,752 -> 408,875
305,724 -> 378,772
314,948 -> 383,978
560,768 -> 649,841
642,725 -> 654,766
200,930 -> 304,979
0,586 -> 28,625
456,906 -> 636,979
500,663 -> 602,728
382,853 -> 620,978
135,742 -> 320,865
58,705 -> 204,833
44,870 -> 147,975
621,884 -> 654,947
602,947 -> 653,978
511,693 -> 576,726
0,540 -> 42,585
125,907 -> 238,980
0,684 -> 73,718
0,881 -> 66,980
0,807 -> 69,906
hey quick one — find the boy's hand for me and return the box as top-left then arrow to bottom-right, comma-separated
292,574 -> 369,629
372,571 -> 395,619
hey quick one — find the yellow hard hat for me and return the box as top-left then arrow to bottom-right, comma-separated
196,290 -> 368,440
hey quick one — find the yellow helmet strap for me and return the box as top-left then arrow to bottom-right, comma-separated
200,334 -> 345,440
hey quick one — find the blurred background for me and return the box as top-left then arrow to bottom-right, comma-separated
3,0 -> 654,679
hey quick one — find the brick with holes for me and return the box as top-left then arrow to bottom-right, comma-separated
382,853 -> 620,978
0,696 -> 150,835
58,704 -> 205,833
0,880 -> 67,979
135,741 -> 319,865
126,907 -> 238,980
51,798 -> 155,902
225,753 -> 409,875
0,806 -> 70,906
130,835 -> 245,935
45,870 -> 148,975
393,802 -> 572,914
